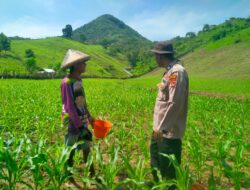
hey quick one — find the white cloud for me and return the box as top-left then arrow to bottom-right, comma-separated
127,8 -> 209,41
0,16 -> 62,38
127,0 -> 250,41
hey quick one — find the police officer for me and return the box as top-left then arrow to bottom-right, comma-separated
150,41 -> 189,189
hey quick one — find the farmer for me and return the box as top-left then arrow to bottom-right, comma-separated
60,49 -> 95,185
149,41 -> 189,189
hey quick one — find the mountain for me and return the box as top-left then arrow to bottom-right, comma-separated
73,14 -> 150,45
0,37 -> 130,78
72,14 -> 155,74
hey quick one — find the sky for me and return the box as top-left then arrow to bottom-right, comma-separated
0,0 -> 249,41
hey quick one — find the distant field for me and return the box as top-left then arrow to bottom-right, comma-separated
142,73 -> 250,99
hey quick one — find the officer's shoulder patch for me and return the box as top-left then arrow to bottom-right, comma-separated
164,72 -> 170,80
168,72 -> 178,87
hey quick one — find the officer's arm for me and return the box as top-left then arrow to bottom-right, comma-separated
158,71 -> 186,132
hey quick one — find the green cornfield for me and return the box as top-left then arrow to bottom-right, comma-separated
0,78 -> 249,190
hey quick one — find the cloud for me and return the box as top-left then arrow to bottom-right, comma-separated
0,16 -> 62,38
127,7 -> 209,41
127,0 -> 250,41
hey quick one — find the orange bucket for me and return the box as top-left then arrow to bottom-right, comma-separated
93,119 -> 112,139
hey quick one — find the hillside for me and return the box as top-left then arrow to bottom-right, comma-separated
172,17 -> 250,57
72,14 -> 155,74
144,18 -> 250,79
0,17 -> 249,79
0,37 -> 130,78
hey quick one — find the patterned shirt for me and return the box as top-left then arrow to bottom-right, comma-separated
61,75 -> 90,134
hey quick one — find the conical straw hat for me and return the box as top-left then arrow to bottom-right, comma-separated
61,49 -> 90,69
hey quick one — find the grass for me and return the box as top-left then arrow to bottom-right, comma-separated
0,77 -> 249,189
142,72 -> 250,99
182,41 -> 250,79
0,37 -> 130,78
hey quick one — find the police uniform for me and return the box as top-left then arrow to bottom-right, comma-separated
150,42 -> 189,184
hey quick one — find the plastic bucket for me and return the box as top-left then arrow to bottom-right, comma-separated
93,119 -> 112,139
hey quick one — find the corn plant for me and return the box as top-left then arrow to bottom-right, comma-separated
0,78 -> 249,189
121,155 -> 147,189
94,145 -> 122,190
42,145 -> 74,189
0,137 -> 32,190
79,153 -> 97,189
161,154 -> 194,190
186,131 -> 205,181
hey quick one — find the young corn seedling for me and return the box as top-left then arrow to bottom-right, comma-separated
94,144 -> 122,190
79,153 -> 97,189
121,155 -> 147,189
0,137 -> 31,190
161,154 -> 194,190
43,144 -> 74,189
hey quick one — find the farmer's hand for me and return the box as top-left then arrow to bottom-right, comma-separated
88,116 -> 95,127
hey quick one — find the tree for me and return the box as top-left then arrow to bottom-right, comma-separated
185,32 -> 196,38
25,58 -> 37,73
202,24 -> 210,32
225,20 -> 233,27
100,38 -> 112,49
79,34 -> 87,43
246,16 -> 250,22
211,30 -> 227,41
127,51 -> 138,68
62,24 -> 73,38
25,49 -> 35,58
0,33 -> 11,52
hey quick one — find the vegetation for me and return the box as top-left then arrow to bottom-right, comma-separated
0,14 -> 249,190
25,58 -> 37,74
0,33 -> 11,52
0,37 -> 130,78
25,49 -> 36,58
0,16 -> 250,77
62,24 -> 73,38
0,77 -> 249,189
72,14 -> 155,74
172,17 -> 250,57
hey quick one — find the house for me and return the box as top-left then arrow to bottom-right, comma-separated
37,68 -> 56,78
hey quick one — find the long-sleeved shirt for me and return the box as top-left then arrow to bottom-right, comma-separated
61,75 -> 90,134
153,61 -> 189,139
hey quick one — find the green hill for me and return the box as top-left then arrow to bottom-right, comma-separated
0,37 -> 130,78
145,18 -> 250,79
73,14 -> 150,45
172,17 -> 250,57
143,29 -> 250,97
72,14 -> 155,74
1,16 -> 249,79
144,42 -> 250,80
